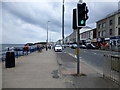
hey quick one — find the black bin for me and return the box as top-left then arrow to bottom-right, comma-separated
5,52 -> 15,68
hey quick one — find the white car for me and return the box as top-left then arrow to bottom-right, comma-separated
54,45 -> 62,52
71,44 -> 77,49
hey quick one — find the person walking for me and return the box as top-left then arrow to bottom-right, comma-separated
23,45 -> 29,55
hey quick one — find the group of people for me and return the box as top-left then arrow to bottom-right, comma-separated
98,42 -> 110,49
23,45 -> 29,55
14,44 -> 52,56
23,44 -> 44,55
45,45 -> 53,51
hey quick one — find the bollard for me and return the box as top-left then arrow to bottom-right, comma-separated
5,52 -> 15,68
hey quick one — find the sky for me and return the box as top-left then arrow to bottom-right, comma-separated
0,0 -> 119,44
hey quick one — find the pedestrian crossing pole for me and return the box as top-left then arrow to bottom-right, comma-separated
77,28 -> 80,74
76,0 -> 83,75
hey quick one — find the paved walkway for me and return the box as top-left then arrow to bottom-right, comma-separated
2,49 -> 65,88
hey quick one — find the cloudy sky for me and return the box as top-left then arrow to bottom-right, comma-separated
1,0 -> 119,44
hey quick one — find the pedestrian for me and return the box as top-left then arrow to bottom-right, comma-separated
23,45 -> 29,55
37,44 -> 42,52
46,45 -> 48,51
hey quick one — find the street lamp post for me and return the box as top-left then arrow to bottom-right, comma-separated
47,21 -> 50,43
46,21 -> 50,51
62,0 -> 65,44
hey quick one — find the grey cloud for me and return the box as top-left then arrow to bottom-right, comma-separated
3,3 -> 48,29
87,2 -> 118,24
1,1 -> 119,44
2,2 -> 62,33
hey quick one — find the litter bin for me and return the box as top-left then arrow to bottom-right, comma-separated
5,52 -> 15,68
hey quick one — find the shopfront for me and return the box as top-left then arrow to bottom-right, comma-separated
110,36 -> 120,52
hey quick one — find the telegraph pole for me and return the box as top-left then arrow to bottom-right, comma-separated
62,0 -> 65,44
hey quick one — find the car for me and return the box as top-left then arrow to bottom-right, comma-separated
86,44 -> 99,49
54,45 -> 62,52
62,44 -> 69,48
79,45 -> 87,49
71,44 -> 77,49
69,44 -> 73,48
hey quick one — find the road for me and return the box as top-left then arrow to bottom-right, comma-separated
63,47 -> 120,73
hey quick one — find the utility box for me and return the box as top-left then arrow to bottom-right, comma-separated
5,52 -> 15,68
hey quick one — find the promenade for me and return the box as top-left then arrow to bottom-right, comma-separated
2,49 -> 65,88
2,49 -> 119,88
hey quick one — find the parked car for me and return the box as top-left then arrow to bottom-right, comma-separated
54,45 -> 62,52
62,44 -> 69,48
69,44 -> 73,48
86,44 -> 99,49
71,44 -> 77,49
79,45 -> 87,49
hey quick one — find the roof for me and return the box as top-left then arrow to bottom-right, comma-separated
97,9 -> 120,23
80,26 -> 92,33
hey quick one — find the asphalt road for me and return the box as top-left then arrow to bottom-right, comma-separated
63,47 -> 120,73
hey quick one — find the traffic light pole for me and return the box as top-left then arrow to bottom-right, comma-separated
76,0 -> 82,75
77,27 -> 80,74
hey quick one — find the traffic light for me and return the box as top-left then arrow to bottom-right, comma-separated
72,8 -> 77,29
77,3 -> 89,27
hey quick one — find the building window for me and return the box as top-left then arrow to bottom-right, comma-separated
109,20 -> 112,25
98,32 -> 100,37
102,30 -> 106,36
109,29 -> 112,35
98,24 -> 100,29
118,28 -> 120,35
98,24 -> 102,29
118,17 -> 120,25
101,31 -> 103,36
102,23 -> 106,28
100,24 -> 102,28
103,31 -> 106,36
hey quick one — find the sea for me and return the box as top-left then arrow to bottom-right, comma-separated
0,44 -> 24,61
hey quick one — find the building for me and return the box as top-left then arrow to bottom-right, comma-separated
80,27 -> 96,45
96,9 -> 120,51
65,30 -> 77,44
56,39 -> 62,45
64,27 -> 94,45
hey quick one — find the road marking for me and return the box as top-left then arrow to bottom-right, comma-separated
93,53 -> 97,55
80,57 -> 82,59
64,52 -> 103,75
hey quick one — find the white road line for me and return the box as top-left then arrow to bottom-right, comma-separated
93,53 -> 97,55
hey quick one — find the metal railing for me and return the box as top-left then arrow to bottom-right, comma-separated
103,54 -> 120,86
1,46 -> 44,62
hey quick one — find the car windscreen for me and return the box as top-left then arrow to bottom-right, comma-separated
55,45 -> 61,47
